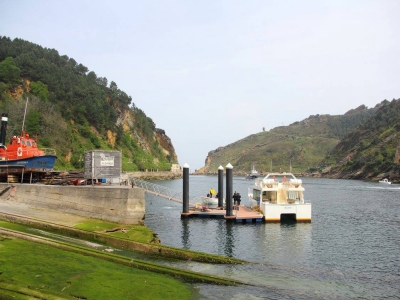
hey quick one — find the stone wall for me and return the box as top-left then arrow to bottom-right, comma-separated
0,184 -> 145,224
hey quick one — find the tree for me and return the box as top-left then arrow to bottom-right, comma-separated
25,109 -> 42,135
0,57 -> 21,84
30,81 -> 49,100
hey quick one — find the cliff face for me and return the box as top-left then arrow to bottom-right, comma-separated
154,128 -> 178,162
115,108 -> 178,163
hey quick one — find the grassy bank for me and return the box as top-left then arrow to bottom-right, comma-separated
0,214 -> 248,299
0,213 -> 246,264
0,234 -> 193,300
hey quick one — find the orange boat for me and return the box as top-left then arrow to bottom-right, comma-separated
0,113 -> 57,170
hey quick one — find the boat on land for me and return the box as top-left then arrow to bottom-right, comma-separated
248,172 -> 311,222
0,112 -> 57,170
379,178 -> 392,184
245,165 -> 259,179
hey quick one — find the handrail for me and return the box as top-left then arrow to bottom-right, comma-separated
130,178 -> 198,205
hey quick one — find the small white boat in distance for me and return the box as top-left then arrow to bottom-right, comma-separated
245,165 -> 259,179
379,178 -> 392,184
248,172 -> 311,222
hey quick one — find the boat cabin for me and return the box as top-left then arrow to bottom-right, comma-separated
248,172 -> 311,222
250,173 -> 305,206
0,133 -> 46,160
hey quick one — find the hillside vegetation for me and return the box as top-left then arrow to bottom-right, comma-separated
323,99 -> 400,181
0,36 -> 178,171
197,100 -> 400,182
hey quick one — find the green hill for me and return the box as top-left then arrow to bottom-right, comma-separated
0,36 -> 178,171
196,101 -> 400,183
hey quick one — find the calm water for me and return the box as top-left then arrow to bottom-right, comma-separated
144,176 -> 400,299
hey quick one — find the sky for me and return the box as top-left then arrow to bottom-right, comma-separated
1,0 -> 400,171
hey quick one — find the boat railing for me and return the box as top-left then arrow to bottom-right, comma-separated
41,148 -> 57,156
21,148 -> 56,156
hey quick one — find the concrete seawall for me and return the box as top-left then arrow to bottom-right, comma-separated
0,183 -> 145,224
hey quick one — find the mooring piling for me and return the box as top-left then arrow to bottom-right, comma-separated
182,163 -> 190,215
218,165 -> 224,208
225,163 -> 234,219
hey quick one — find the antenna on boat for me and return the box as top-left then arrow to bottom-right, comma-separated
21,97 -> 28,135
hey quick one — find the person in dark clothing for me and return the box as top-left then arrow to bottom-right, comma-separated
233,191 -> 238,206
237,193 -> 241,205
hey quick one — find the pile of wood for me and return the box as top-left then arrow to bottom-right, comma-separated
43,170 -> 85,185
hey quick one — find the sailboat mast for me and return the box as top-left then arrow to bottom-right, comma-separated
21,97 -> 28,135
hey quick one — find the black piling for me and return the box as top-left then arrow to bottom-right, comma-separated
225,163 -> 234,218
218,165 -> 224,207
0,113 -> 8,146
182,163 -> 190,216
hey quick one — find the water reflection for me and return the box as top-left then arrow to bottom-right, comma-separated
224,221 -> 235,257
180,218 -> 191,249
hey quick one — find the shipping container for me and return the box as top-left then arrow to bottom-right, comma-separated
84,150 -> 121,184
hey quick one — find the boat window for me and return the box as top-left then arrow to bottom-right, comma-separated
266,191 -> 277,203
26,141 -> 31,146
22,140 -> 26,145
32,141 -> 36,147
253,189 -> 260,201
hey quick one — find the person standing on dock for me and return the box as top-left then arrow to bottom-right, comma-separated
237,193 -> 241,205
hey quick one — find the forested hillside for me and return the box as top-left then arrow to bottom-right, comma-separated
322,99 -> 400,181
0,36 -> 178,171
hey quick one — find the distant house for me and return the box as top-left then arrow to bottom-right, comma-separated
170,164 -> 181,172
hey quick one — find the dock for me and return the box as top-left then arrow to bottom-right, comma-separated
131,177 -> 264,224
182,205 -> 264,223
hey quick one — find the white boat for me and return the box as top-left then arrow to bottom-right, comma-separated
248,172 -> 311,222
245,165 -> 259,179
379,178 -> 392,184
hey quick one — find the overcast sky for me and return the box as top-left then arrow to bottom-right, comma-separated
1,0 -> 400,171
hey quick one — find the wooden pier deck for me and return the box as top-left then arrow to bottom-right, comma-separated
182,205 -> 264,223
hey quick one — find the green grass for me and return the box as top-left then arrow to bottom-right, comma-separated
74,220 -> 155,243
0,235 -> 192,300
0,219 -> 246,265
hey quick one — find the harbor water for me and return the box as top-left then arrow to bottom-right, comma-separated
144,176 -> 400,299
